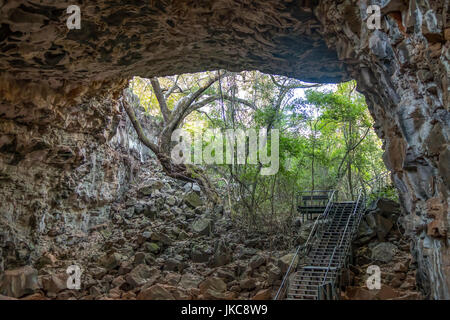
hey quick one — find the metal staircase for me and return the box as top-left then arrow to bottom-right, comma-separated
275,190 -> 366,300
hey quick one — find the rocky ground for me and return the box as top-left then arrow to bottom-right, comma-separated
0,168 -> 424,300
341,199 -> 423,300
0,102 -> 424,300
0,158 -> 297,300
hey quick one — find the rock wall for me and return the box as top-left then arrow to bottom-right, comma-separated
0,91 -> 295,301
347,199 -> 422,300
315,0 -> 449,299
0,86 -> 153,272
0,0 -> 448,298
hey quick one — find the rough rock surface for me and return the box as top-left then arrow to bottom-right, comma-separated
0,152 -> 295,300
0,91 -> 297,300
0,265 -> 38,298
0,0 -> 347,85
344,199 -> 424,300
0,0 -> 449,299
316,1 -> 449,299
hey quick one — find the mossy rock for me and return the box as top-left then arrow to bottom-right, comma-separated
184,191 -> 203,208
145,242 -> 160,254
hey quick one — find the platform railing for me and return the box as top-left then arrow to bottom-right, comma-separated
276,173 -> 387,300
274,190 -> 336,300
296,190 -> 335,221
318,190 -> 366,300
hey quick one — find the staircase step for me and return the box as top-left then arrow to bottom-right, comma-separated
283,200 -> 365,300
292,280 -> 323,284
288,293 -> 318,298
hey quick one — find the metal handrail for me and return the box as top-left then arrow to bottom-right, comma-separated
360,171 -> 391,201
278,183 -> 374,300
319,190 -> 364,296
339,191 -> 362,247
333,171 -> 391,202
274,190 -> 336,300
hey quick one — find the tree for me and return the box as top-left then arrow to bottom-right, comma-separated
126,71 -> 387,230
295,81 -> 383,199
123,72 -> 227,202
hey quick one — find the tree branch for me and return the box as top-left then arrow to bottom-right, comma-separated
337,127 -> 371,178
150,78 -> 171,123
121,97 -> 159,154
164,75 -> 180,100
188,94 -> 257,114
185,71 -> 226,107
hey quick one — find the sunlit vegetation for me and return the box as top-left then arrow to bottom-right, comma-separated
129,71 -> 391,228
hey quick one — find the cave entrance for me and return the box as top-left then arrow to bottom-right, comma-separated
126,72 -> 392,206
124,70 -> 410,301
0,0 -> 448,300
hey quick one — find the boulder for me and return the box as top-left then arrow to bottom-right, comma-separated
192,216 -> 214,236
199,277 -> 227,299
118,262 -> 133,275
183,183 -> 201,193
371,242 -> 398,263
41,273 -> 68,294
278,253 -> 298,273
21,292 -> 48,300
150,232 -> 173,246
177,230 -> 190,240
137,284 -> 174,300
357,220 -> 376,240
267,264 -> 282,285
125,264 -> 154,288
133,252 -> 146,265
184,191 -> 203,208
375,199 -> 400,216
375,285 -> 401,300
216,269 -> 235,282
375,214 -> 394,241
393,261 -> 409,273
209,240 -> 232,267
191,244 -> 213,263
394,292 -> 422,300
138,181 -> 164,196
166,195 -> 177,206
0,266 -> 39,298
179,274 -> 202,289
239,278 -> 256,290
165,273 -> 181,286
35,253 -> 57,269
297,221 -> 314,243
134,203 -> 158,219
144,242 -> 160,254
192,184 -> 202,193
252,289 -> 271,300
89,286 -> 103,297
365,212 -> 377,229
101,252 -> 123,270
249,255 -> 265,270
112,276 -> 126,288
199,277 -> 227,293
163,257 -> 185,272
345,286 -> 377,300
137,231 -> 151,244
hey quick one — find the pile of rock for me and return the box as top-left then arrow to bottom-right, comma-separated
0,158 -> 423,301
341,199 -> 422,300
0,160 -> 292,300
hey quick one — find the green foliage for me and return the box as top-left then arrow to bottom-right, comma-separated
129,71 -> 391,227
367,185 -> 399,203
